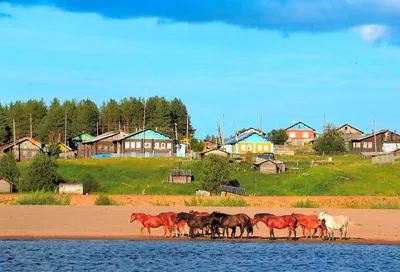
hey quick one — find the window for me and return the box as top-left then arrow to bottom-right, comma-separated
368,142 -> 373,149
257,145 -> 263,151
125,142 -> 130,149
161,143 -> 166,148
356,142 -> 361,148
167,143 -> 171,149
264,145 -> 269,152
363,142 -> 368,148
303,132 -> 309,138
290,132 -> 296,138
247,144 -> 252,151
136,142 -> 141,149
353,142 -> 356,148
241,145 -> 246,151
154,142 -> 160,148
130,142 -> 135,149
144,142 -> 152,148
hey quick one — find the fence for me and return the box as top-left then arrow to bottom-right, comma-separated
372,153 -> 395,164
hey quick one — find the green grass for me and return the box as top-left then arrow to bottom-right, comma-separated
183,196 -> 249,207
16,154 -> 400,196
94,195 -> 121,206
367,200 -> 400,209
290,199 -> 320,208
13,192 -> 71,205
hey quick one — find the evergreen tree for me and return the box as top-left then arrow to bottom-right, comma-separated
75,99 -> 99,136
0,105 -> 11,145
7,101 -> 25,139
100,99 -> 120,132
62,99 -> 78,141
38,98 -> 64,142
0,153 -> 20,184
170,98 -> 194,139
23,99 -> 47,139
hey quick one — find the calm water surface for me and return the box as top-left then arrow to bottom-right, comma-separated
1,240 -> 399,272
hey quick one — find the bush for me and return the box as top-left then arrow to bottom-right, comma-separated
95,195 -> 120,206
267,129 -> 289,145
0,153 -> 20,186
47,142 -> 61,158
313,124 -> 346,154
80,173 -> 100,194
290,199 -> 320,208
184,196 -> 248,207
19,153 -> 60,192
200,155 -> 231,195
14,192 -> 71,205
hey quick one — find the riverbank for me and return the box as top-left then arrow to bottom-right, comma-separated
1,206 -> 399,244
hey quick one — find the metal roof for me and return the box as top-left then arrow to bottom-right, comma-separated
1,137 -> 46,152
71,133 -> 95,142
285,121 -> 315,131
117,129 -> 172,142
353,129 -> 389,141
82,131 -> 127,144
224,131 -> 268,145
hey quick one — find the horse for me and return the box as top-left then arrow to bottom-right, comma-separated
129,213 -> 169,238
254,214 -> 297,240
291,213 -> 326,239
209,212 -> 237,238
318,211 -> 360,240
219,213 -> 252,239
189,210 -> 211,235
158,212 -> 189,238
175,212 -> 211,238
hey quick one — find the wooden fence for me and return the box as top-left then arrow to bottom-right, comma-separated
372,153 -> 395,164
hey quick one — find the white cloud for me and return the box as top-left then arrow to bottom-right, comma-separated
353,24 -> 391,44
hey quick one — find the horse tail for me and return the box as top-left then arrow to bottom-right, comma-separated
348,217 -> 362,227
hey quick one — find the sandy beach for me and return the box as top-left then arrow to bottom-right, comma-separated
1,205 -> 400,244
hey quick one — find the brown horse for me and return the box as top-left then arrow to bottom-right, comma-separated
219,213 -> 252,239
158,212 -> 188,238
175,212 -> 211,238
291,213 -> 326,239
254,214 -> 297,240
129,213 -> 169,238
189,210 -> 211,235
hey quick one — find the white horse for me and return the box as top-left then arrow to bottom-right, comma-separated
318,211 -> 360,240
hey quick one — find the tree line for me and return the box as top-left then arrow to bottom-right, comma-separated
0,96 -> 194,145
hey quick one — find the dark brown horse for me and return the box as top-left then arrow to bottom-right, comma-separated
218,213 -> 252,239
253,214 -> 297,240
175,212 -> 211,238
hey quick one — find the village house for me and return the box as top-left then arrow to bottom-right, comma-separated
202,139 -> 218,152
222,129 -> 273,154
69,133 -> 94,150
0,178 -> 13,193
285,121 -> 315,146
169,170 -> 193,184
337,124 -> 364,150
115,129 -> 175,157
0,137 -> 46,162
199,149 -> 230,160
254,159 -> 286,174
351,129 -> 400,153
78,131 -> 128,158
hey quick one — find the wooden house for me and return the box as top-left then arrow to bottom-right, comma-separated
220,185 -> 245,196
286,121 -> 315,146
0,178 -> 13,193
0,137 -> 46,162
115,129 -> 175,157
254,159 -> 286,174
199,149 -> 230,160
337,124 -> 364,150
203,140 -> 218,152
78,131 -> 128,158
351,130 -> 400,153
169,170 -> 193,184
70,133 -> 94,150
222,130 -> 273,155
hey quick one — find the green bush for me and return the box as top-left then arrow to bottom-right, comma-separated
14,192 -> 71,205
290,199 -> 320,208
80,173 -> 100,194
184,196 -> 248,207
94,195 -> 120,206
200,155 -> 232,195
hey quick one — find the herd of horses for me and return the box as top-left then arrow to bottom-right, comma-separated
129,210 -> 359,241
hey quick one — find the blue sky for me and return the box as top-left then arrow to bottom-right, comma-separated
1,1 -> 400,138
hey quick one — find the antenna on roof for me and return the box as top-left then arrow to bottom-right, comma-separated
234,118 -> 237,141
260,116 -> 263,132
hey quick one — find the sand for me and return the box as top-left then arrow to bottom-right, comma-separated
1,205 -> 400,244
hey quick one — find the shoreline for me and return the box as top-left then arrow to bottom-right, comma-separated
2,235 -> 400,246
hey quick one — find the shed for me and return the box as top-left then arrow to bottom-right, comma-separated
59,183 -> 84,194
254,159 -> 286,174
199,149 -> 230,160
170,170 -> 193,184
220,185 -> 245,196
0,178 -> 13,193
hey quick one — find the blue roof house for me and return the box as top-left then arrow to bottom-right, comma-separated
222,131 -> 274,155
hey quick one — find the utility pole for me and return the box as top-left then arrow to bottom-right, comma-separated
373,120 -> 377,153
96,122 -> 99,136
234,118 -> 237,140
143,99 -> 146,156
186,114 -> 189,149
30,113 -> 33,138
323,114 -> 326,131
222,114 -> 225,146
260,116 -> 263,132
64,112 -> 68,146
13,119 -> 16,145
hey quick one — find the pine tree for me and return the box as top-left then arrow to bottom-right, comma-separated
0,104 -> 11,145
75,99 -> 99,136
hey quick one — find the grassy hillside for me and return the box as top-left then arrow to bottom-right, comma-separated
50,154 -> 400,196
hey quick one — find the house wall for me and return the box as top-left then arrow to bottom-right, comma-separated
383,142 -> 400,153
122,139 -> 174,155
339,126 -> 363,139
0,179 -> 12,193
232,134 -> 274,154
10,141 -> 42,161
170,176 -> 192,184
59,183 -> 84,194
259,162 -> 278,174
353,131 -> 400,153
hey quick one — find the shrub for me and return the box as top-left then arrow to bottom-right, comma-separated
184,196 -> 248,207
14,192 -> 71,205
313,124 -> 346,154
95,195 -> 120,206
0,153 -> 20,186
290,199 -> 320,208
80,173 -> 100,194
367,200 -> 400,209
200,155 -> 231,195
267,129 -> 289,145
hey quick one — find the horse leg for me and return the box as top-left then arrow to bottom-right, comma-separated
269,228 -> 274,240
302,226 -> 306,238
190,227 -> 195,239
343,227 -> 347,240
330,229 -> 334,241
288,229 -> 292,240
148,227 -> 152,237
293,227 -> 297,240
239,226 -> 244,239
140,226 -> 145,235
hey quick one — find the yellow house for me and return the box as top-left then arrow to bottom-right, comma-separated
222,131 -> 274,154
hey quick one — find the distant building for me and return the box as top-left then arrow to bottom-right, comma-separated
351,130 -> 400,153
254,159 -> 286,174
285,121 -> 315,146
337,124 -> 364,150
79,131 -> 128,158
0,178 -> 13,193
223,129 -> 273,154
169,170 -> 193,184
115,129 -> 175,157
70,133 -> 94,150
0,137 -> 46,161
203,140 -> 218,152
199,149 -> 230,160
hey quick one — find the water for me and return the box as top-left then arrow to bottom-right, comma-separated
1,240 -> 399,272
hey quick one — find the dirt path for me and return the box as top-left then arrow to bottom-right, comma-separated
1,206 -> 400,244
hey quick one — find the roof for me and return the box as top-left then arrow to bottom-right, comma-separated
224,131 -> 269,145
82,131 -> 127,144
58,143 -> 72,152
0,178 -> 13,184
353,129 -> 389,141
239,127 -> 266,136
285,121 -> 315,131
118,129 -> 172,141
1,137 -> 46,152
199,148 -> 230,155
338,124 -> 364,134
254,159 -> 284,166
71,133 -> 95,142
170,169 -> 192,176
